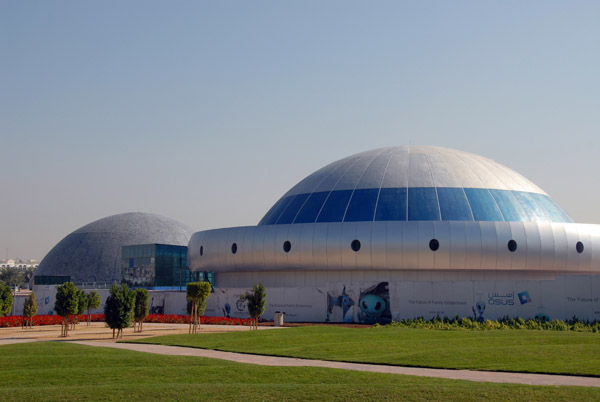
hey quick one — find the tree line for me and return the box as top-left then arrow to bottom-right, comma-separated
0,266 -> 36,289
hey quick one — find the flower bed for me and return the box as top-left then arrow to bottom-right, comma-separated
0,314 -> 105,328
0,314 -> 251,328
143,314 -> 251,326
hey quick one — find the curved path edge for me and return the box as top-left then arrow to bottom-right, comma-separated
72,341 -> 600,388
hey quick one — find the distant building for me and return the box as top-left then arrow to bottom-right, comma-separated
33,212 -> 193,286
0,259 -> 39,269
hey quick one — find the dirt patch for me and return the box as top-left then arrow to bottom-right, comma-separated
0,322 -> 278,344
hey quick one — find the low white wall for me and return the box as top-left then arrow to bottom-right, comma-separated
28,274 -> 599,323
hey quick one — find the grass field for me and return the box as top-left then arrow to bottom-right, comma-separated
1,342 -> 599,401
131,326 -> 600,376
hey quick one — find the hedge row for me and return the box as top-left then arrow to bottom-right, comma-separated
377,315 -> 600,332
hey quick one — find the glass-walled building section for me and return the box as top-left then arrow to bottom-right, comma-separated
155,244 -> 188,287
121,244 -> 190,289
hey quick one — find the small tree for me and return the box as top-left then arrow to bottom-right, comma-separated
86,290 -> 101,325
104,283 -> 135,339
55,282 -> 79,337
242,283 -> 266,330
0,285 -> 13,317
22,291 -> 37,328
133,288 -> 149,333
72,290 -> 89,329
186,282 -> 211,334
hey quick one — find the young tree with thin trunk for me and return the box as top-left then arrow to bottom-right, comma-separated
86,290 -> 101,325
186,282 -> 211,334
22,291 -> 37,328
242,283 -> 266,330
72,289 -> 89,329
55,282 -> 79,337
133,288 -> 149,333
104,283 -> 135,339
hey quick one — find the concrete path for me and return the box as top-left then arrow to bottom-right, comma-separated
73,340 -> 600,388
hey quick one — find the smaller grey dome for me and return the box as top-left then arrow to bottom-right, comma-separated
36,212 -> 194,285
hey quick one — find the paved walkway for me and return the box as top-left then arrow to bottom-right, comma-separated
73,340 -> 600,388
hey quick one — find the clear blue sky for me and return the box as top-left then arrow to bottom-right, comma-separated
1,1 -> 599,260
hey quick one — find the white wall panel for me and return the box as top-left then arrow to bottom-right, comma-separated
576,226 -> 592,272
433,221 -> 450,269
464,222 -> 482,270
326,223 -> 343,269
417,221 -> 435,270
551,223 -> 568,271
275,224 -> 290,267
448,222 -> 466,270
386,222 -> 403,269
509,222 -> 527,270
494,222 -> 512,270
299,223 -> 315,268
286,224 -> 302,268
261,225 -> 278,268
537,223 -> 556,271
564,224 -> 581,272
371,222 -> 387,269
356,222 -> 373,269
524,222 -> 542,271
479,222 -> 498,270
340,222 -> 357,270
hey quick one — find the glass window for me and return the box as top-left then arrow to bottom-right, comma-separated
344,188 -> 379,222
408,187 -> 440,221
258,195 -> 293,225
512,191 -> 544,221
375,188 -> 407,221
437,188 -> 473,221
464,188 -> 504,221
276,193 -> 310,224
532,194 -> 573,223
489,189 -> 527,222
316,190 -> 353,222
294,191 -> 329,223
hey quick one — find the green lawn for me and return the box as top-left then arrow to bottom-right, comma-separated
131,326 -> 600,376
1,342 -> 599,401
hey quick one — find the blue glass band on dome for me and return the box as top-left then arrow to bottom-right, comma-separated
258,187 -> 573,225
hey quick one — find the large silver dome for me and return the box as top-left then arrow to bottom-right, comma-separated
36,212 -> 194,285
260,146 -> 572,225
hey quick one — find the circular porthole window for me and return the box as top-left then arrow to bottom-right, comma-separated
200,246 -> 204,256
283,240 -> 291,253
351,239 -> 361,252
576,241 -> 584,254
508,240 -> 517,252
231,243 -> 237,254
429,239 -> 439,252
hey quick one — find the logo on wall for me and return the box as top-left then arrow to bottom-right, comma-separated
518,291 -> 532,305
488,292 -> 515,306
236,297 -> 247,312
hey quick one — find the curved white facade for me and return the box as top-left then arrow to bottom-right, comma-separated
190,222 -> 600,274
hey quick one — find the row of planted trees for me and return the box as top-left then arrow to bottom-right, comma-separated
54,283 -> 102,336
54,282 -> 150,339
22,280 -> 266,337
